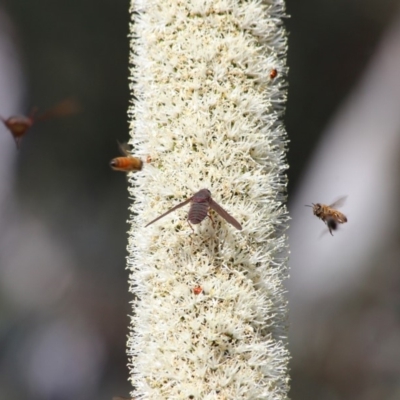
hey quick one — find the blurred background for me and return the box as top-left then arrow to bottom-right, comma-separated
0,0 -> 399,399
287,1 -> 400,400
0,1 -> 131,399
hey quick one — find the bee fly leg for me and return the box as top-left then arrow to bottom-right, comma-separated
187,220 -> 195,234
207,212 -> 216,229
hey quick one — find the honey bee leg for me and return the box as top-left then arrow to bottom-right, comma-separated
15,136 -> 22,149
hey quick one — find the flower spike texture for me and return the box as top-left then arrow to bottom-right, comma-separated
127,0 -> 290,398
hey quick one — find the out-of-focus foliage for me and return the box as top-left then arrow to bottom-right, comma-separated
287,1 -> 400,400
0,1 -> 132,399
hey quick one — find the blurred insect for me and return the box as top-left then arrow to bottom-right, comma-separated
193,286 -> 203,295
306,196 -> 348,236
270,68 -> 278,79
0,98 -> 80,149
145,188 -> 242,230
110,142 -> 143,172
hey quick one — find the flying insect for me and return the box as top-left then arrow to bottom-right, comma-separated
110,142 -> 143,172
306,196 -> 348,235
0,98 -> 80,149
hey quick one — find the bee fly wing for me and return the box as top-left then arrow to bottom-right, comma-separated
208,198 -> 242,230
145,197 -> 192,227
329,196 -> 347,209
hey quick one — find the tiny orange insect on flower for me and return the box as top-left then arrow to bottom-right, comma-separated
110,142 -> 143,172
270,68 -> 278,79
193,286 -> 203,295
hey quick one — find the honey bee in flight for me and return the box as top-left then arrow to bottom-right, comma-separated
145,189 -> 242,230
0,98 -> 80,149
110,142 -> 143,172
306,196 -> 348,236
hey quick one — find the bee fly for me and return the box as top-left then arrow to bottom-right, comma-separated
145,189 -> 242,231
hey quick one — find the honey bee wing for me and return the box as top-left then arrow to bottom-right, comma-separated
36,98 -> 81,121
329,195 -> 347,209
117,141 -> 130,157
145,197 -> 192,227
208,198 -> 242,230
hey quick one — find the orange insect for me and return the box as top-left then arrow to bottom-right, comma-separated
0,98 -> 80,149
193,286 -> 203,295
110,142 -> 143,172
306,196 -> 348,236
270,68 -> 278,79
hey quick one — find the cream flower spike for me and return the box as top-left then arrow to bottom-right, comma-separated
127,0 -> 290,398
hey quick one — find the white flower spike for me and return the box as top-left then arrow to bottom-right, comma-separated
127,0 -> 290,398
